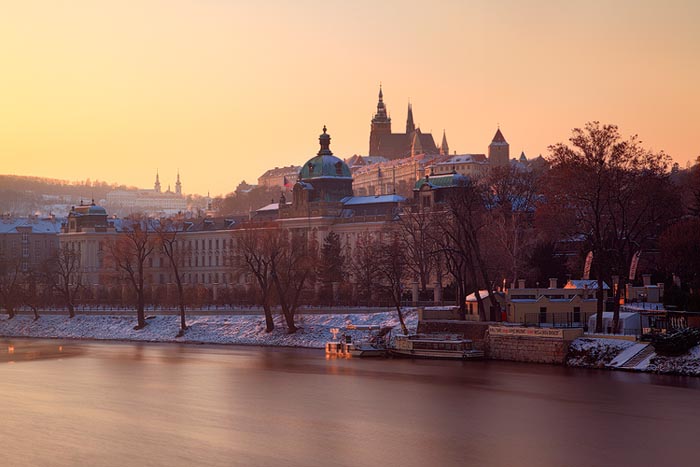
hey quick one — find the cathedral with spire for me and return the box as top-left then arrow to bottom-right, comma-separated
368,86 -> 442,160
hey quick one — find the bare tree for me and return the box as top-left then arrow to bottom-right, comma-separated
235,227 -> 278,332
107,217 -> 156,329
483,165 -> 542,284
270,230 -> 317,333
350,232 -> 381,306
546,122 -> 672,332
0,256 -> 22,319
396,206 -> 438,295
441,178 -> 501,321
375,230 -> 409,335
155,219 -> 190,336
44,244 -> 82,318
18,269 -> 44,321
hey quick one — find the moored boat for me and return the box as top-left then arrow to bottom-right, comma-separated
325,325 -> 391,358
390,334 -> 484,360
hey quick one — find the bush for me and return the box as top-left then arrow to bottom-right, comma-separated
651,328 -> 700,356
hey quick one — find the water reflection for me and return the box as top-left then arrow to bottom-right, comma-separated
1,339 -> 83,363
0,338 -> 698,467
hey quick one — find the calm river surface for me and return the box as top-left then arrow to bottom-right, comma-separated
1,339 -> 699,467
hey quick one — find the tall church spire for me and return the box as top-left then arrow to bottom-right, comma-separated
175,169 -> 182,195
406,102 -> 415,134
440,129 -> 449,155
372,84 -> 390,124
154,170 -> 161,193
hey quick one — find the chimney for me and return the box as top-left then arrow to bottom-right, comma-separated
642,274 -> 651,286
549,278 -> 557,289
518,279 -> 525,289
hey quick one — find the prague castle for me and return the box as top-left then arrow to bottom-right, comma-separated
368,86 -> 442,160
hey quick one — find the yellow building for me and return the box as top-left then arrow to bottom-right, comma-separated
506,279 -> 609,326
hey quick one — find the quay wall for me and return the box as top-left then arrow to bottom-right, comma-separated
416,319 -> 583,364
486,326 -> 583,364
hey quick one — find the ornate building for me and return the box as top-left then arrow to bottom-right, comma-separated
368,86 -> 439,160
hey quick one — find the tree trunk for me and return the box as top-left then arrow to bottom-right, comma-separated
262,302 -> 274,332
136,290 -> 147,329
67,301 -> 75,319
176,280 -> 187,333
282,304 -> 297,334
6,305 -> 15,319
395,302 -> 408,335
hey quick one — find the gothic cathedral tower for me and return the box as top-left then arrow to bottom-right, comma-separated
369,85 -> 392,156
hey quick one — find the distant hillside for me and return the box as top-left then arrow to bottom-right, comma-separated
0,174 -> 137,215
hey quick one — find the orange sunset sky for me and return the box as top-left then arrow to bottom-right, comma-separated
1,0 -> 699,196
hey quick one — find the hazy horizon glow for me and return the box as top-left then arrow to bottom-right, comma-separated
2,0 -> 699,196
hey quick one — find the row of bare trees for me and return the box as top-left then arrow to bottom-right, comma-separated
0,218 -> 191,334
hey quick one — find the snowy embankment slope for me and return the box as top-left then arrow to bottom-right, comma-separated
567,338 -> 636,368
567,337 -> 700,376
0,310 -> 418,349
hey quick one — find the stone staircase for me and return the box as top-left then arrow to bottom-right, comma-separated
619,344 -> 656,369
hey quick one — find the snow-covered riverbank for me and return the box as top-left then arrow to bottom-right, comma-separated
0,310 -> 418,349
567,337 -> 700,376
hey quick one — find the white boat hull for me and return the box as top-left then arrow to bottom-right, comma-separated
390,349 -> 484,360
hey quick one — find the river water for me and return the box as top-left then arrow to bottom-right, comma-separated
1,339 -> 698,467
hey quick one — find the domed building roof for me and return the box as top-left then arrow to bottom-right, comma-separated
71,199 -> 108,216
88,204 -> 107,215
299,126 -> 352,181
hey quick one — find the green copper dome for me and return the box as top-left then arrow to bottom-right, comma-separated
298,126 -> 352,180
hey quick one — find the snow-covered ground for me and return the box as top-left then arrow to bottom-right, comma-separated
567,337 -> 700,376
647,346 -> 700,376
0,310 -> 418,349
567,338 -> 636,368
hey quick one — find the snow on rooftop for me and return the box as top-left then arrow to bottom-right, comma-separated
341,194 -> 405,206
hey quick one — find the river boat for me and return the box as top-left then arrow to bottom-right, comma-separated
390,334 -> 484,360
325,325 -> 390,358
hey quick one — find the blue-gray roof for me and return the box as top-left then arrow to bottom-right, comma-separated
0,218 -> 63,234
341,194 -> 405,206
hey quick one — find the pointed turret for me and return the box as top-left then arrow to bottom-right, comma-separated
406,102 -> 415,134
491,128 -> 507,144
154,170 -> 161,193
175,169 -> 182,195
488,127 -> 509,167
440,129 -> 449,156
